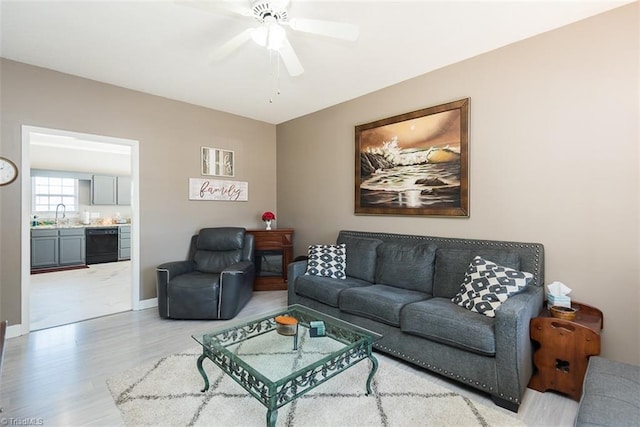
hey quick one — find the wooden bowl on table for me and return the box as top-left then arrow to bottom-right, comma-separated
550,305 -> 578,321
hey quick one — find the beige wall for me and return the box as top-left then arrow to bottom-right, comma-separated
0,59 -> 277,323
277,5 -> 639,364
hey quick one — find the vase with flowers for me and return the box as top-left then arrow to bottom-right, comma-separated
262,211 -> 276,230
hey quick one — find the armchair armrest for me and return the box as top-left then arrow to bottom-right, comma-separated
222,260 -> 254,275
156,260 -> 195,318
494,285 -> 544,407
218,260 -> 255,319
287,260 -> 308,304
157,260 -> 195,278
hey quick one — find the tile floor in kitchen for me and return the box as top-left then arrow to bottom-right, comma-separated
29,260 -> 132,331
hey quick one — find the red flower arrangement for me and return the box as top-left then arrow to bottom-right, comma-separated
262,211 -> 276,221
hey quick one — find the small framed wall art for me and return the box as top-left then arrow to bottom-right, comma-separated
201,146 -> 235,177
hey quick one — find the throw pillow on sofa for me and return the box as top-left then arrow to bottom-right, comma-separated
452,256 -> 533,317
305,244 -> 346,280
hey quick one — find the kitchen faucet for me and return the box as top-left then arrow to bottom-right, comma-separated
55,203 -> 66,227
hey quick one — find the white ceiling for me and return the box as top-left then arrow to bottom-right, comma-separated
1,0 -> 634,124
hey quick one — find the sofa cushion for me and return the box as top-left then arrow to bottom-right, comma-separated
339,284 -> 430,327
336,235 -> 382,282
401,298 -> 496,356
294,275 -> 371,307
452,256 -> 533,317
305,244 -> 346,279
375,242 -> 436,293
433,249 -> 520,298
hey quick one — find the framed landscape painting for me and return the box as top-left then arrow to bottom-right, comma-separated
355,98 -> 469,217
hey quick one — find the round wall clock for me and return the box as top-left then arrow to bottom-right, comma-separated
0,156 -> 19,186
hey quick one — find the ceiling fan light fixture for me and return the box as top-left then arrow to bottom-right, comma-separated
251,16 -> 286,51
250,25 -> 268,47
186,0 -> 357,77
266,22 -> 286,50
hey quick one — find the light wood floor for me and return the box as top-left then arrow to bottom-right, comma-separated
30,261 -> 132,331
1,291 -> 578,426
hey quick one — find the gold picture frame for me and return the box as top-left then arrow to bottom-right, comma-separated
355,98 -> 469,217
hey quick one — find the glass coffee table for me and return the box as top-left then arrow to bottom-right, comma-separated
192,304 -> 381,427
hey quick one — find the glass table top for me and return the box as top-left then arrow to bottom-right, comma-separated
192,304 -> 381,387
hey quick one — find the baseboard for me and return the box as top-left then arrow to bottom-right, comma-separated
136,297 -> 158,310
6,323 -> 24,339
7,299 -> 158,337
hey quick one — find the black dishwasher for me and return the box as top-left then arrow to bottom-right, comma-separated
85,227 -> 119,265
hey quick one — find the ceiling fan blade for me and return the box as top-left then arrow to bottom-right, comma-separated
210,28 -> 254,61
278,38 -> 304,76
176,0 -> 252,18
287,18 -> 359,41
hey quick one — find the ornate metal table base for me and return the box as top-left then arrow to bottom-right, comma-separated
193,305 -> 381,427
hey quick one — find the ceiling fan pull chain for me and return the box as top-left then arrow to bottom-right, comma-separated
268,49 -> 281,104
276,53 -> 281,95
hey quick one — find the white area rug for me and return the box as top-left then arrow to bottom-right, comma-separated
107,348 -> 523,427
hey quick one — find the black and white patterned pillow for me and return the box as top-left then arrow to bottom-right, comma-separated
451,256 -> 533,317
305,244 -> 346,280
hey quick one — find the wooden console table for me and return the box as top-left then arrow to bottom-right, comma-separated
528,301 -> 603,400
247,229 -> 294,291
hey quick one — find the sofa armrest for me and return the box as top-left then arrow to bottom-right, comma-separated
156,260 -> 195,318
287,260 -> 308,304
494,285 -> 544,406
218,260 -> 255,319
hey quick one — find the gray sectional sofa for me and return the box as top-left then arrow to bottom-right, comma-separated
288,230 -> 544,412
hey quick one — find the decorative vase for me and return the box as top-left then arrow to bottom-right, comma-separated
265,220 -> 272,230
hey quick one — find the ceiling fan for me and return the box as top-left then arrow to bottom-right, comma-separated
179,0 -> 360,76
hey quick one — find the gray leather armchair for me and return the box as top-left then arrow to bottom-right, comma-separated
156,227 -> 255,320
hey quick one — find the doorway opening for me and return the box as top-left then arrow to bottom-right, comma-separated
20,125 -> 141,333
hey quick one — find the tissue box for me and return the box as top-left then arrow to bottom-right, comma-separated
547,294 -> 571,309
309,321 -> 325,337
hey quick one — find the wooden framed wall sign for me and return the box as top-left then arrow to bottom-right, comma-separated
201,146 -> 234,177
355,98 -> 469,217
189,178 -> 248,201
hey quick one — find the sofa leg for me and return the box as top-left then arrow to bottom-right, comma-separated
491,396 -> 520,413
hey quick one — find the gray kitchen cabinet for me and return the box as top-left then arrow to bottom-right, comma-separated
31,228 -> 86,269
31,229 -> 59,268
116,176 -> 132,205
118,225 -> 131,260
92,175 -> 117,205
59,228 -> 86,265
92,174 -> 131,205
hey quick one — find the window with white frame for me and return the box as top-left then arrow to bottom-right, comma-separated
32,176 -> 78,212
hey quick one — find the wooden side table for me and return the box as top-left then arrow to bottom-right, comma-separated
528,301 -> 603,400
247,229 -> 294,291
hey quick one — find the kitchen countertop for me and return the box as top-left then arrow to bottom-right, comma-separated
31,223 -> 131,229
